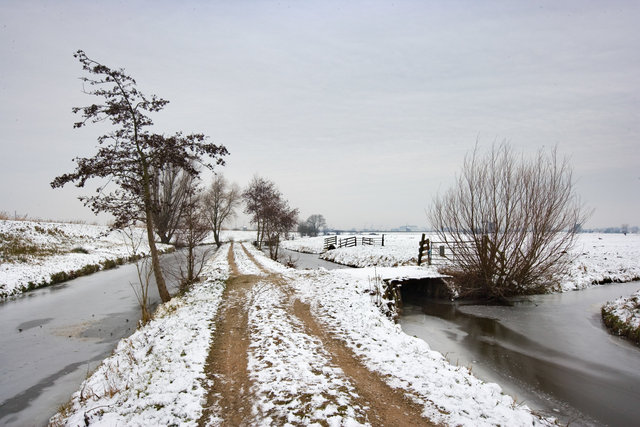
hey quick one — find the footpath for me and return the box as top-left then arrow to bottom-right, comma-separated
198,242 -> 433,426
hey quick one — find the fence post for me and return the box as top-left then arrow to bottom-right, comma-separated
427,238 -> 431,265
382,234 -> 385,246
418,233 -> 425,265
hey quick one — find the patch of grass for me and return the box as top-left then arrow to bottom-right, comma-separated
70,247 -> 90,254
0,232 -> 59,262
602,304 -> 640,346
50,264 -> 101,285
49,399 -> 74,427
101,257 -> 124,270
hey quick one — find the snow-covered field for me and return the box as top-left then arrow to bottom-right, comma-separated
0,220 -> 173,298
50,244 -> 230,426
0,220 -> 255,298
203,229 -> 256,245
283,232 -> 640,291
563,233 -> 640,290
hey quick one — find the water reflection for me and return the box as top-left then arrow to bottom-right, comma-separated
400,282 -> 640,426
0,248 -> 200,427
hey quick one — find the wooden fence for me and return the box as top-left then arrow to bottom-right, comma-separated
323,235 -> 337,250
418,234 -> 475,266
338,236 -> 357,248
417,234 -> 431,266
361,235 -> 385,246
323,234 -> 385,251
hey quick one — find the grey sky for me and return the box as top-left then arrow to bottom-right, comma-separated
1,0 -> 638,229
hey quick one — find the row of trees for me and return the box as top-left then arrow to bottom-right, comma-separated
50,51 -> 303,310
242,176 -> 299,260
51,50 -> 230,303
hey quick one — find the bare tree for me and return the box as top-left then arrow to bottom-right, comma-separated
202,174 -> 241,247
263,197 -> 299,260
429,142 -> 588,300
304,214 -> 326,237
297,221 -> 312,237
121,227 -> 153,325
242,176 -> 279,248
51,50 -> 228,302
174,183 -> 211,292
242,176 -> 298,258
150,164 -> 193,244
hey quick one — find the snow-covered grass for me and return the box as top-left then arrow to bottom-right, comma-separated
289,268 -> 550,426
282,234 -> 419,266
601,290 -> 640,345
0,220 -> 174,298
562,233 -> 640,290
202,229 -> 256,245
0,220 -> 256,298
284,232 -> 640,291
280,235 -> 327,254
50,244 -> 230,426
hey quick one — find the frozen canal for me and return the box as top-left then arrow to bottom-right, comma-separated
0,249 -> 203,426
400,281 -> 640,426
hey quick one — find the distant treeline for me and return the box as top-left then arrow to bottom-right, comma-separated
583,226 -> 639,234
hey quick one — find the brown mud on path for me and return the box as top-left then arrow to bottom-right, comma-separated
292,298 -> 437,426
198,243 -> 260,426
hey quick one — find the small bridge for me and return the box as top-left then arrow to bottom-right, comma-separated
341,266 -> 452,313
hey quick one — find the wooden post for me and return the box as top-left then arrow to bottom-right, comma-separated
382,234 -> 385,246
426,238 -> 431,265
418,233 -> 426,265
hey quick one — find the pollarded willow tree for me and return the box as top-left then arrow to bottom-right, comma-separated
51,50 -> 228,302
429,143 -> 588,300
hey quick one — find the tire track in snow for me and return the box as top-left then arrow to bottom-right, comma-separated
247,280 -> 370,425
241,243 -> 434,425
232,242 -> 266,276
199,243 -> 256,426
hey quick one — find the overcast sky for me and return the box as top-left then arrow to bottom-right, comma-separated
1,0 -> 638,230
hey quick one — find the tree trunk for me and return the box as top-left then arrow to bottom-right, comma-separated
146,216 -> 171,302
140,158 -> 171,303
187,244 -> 194,283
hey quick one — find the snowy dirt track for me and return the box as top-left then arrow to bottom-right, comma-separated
53,242 -> 550,426
202,243 -> 548,426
